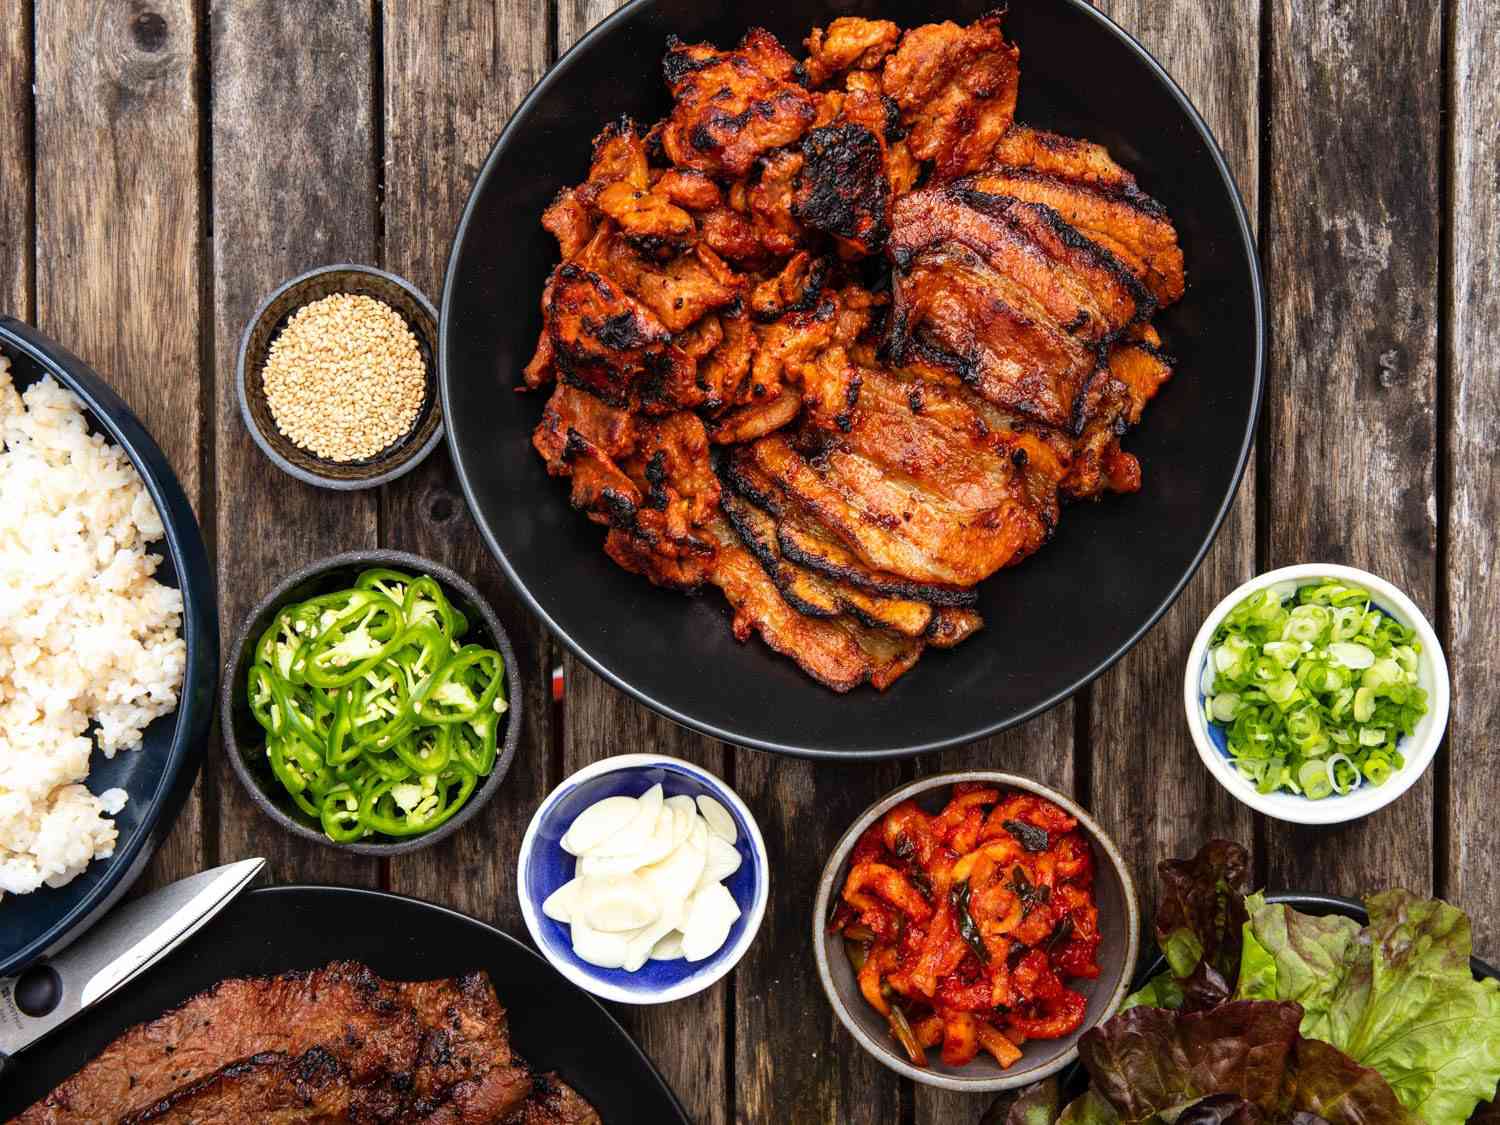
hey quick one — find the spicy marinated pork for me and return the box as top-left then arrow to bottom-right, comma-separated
15,962 -> 598,1125
830,785 -> 1102,1070
521,13 -> 1184,691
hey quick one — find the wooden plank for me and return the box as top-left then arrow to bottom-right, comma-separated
915,710 -> 1074,1124
1444,0 -> 1500,951
33,0 -> 205,892
209,0 -> 380,886
380,0 -> 554,936
1262,1 -> 1441,896
0,0 -> 29,318
734,750 -> 907,1125
551,5 -> 730,1121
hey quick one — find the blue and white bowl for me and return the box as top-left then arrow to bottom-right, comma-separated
1184,563 -> 1450,825
517,753 -> 768,1004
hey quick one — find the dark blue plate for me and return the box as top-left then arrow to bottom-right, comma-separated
440,0 -> 1267,758
0,886 -> 691,1123
0,318 -> 217,976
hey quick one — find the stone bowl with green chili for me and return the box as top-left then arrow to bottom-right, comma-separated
1185,563 -> 1449,826
221,549 -> 521,855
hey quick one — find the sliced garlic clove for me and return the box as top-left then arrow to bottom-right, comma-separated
568,914 -> 630,969
699,833 -> 743,888
560,795 -> 638,856
586,783 -> 665,858
695,794 -> 738,843
576,852 -> 644,879
583,874 -> 660,933
542,877 -> 584,923
664,795 -> 697,847
681,882 -> 741,962
649,930 -> 685,961
624,805 -> 678,870
640,819 -> 708,905
623,900 -> 684,972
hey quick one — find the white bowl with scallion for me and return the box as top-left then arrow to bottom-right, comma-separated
1184,564 -> 1449,825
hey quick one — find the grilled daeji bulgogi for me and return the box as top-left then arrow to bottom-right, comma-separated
523,13 -> 1184,691
14,962 -> 598,1125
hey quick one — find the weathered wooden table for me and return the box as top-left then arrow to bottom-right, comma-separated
2,0 -> 1495,1121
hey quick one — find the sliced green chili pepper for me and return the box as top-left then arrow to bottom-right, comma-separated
393,725 -> 451,773
247,665 -> 283,734
453,712 -> 499,774
359,763 -> 476,836
355,567 -> 415,602
319,784 -> 366,843
411,645 -> 502,723
403,576 -> 463,640
251,572 -> 506,842
302,593 -> 405,689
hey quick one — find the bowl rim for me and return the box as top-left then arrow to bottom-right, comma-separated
0,317 -> 219,976
811,770 -> 1140,1092
219,548 -> 522,856
516,752 -> 770,1005
1183,563 -> 1451,826
236,263 -> 445,491
437,0 -> 1270,760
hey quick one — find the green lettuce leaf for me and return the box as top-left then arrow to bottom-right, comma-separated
1235,892 -> 1365,1043
1238,890 -> 1500,1123
1122,968 -> 1187,1013
1341,892 -> 1500,1124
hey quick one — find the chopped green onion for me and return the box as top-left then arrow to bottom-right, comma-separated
1203,580 -> 1427,800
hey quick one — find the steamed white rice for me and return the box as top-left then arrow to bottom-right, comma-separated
0,355 -> 186,899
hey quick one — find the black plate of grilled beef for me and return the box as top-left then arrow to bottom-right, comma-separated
440,0 -> 1265,757
0,886 -> 689,1124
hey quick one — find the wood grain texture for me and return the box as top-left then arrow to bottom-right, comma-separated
380,0 -> 554,936
734,752 -> 906,1125
209,0 -> 379,886
1443,0 -> 1500,949
1088,0 -> 1260,916
563,664 -> 730,1125
1262,0 -> 1441,896
33,0 -> 205,892
0,0 -> 29,318
914,709 -> 1075,1124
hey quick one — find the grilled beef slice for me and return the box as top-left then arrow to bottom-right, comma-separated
13,963 -> 562,1125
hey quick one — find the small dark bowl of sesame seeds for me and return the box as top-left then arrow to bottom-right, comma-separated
237,264 -> 444,490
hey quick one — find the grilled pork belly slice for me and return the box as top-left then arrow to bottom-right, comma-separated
927,606 -> 984,648
745,426 -> 1048,589
703,517 -> 924,691
721,486 -> 933,636
1107,322 -> 1175,423
970,167 -> 1185,306
886,240 -> 1101,430
889,185 -> 1153,347
725,448 -> 978,607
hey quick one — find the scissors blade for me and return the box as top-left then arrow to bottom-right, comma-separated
0,858 -> 265,1058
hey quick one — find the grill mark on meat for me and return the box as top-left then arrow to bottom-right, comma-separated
19,965 -> 591,1125
792,122 -> 892,253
